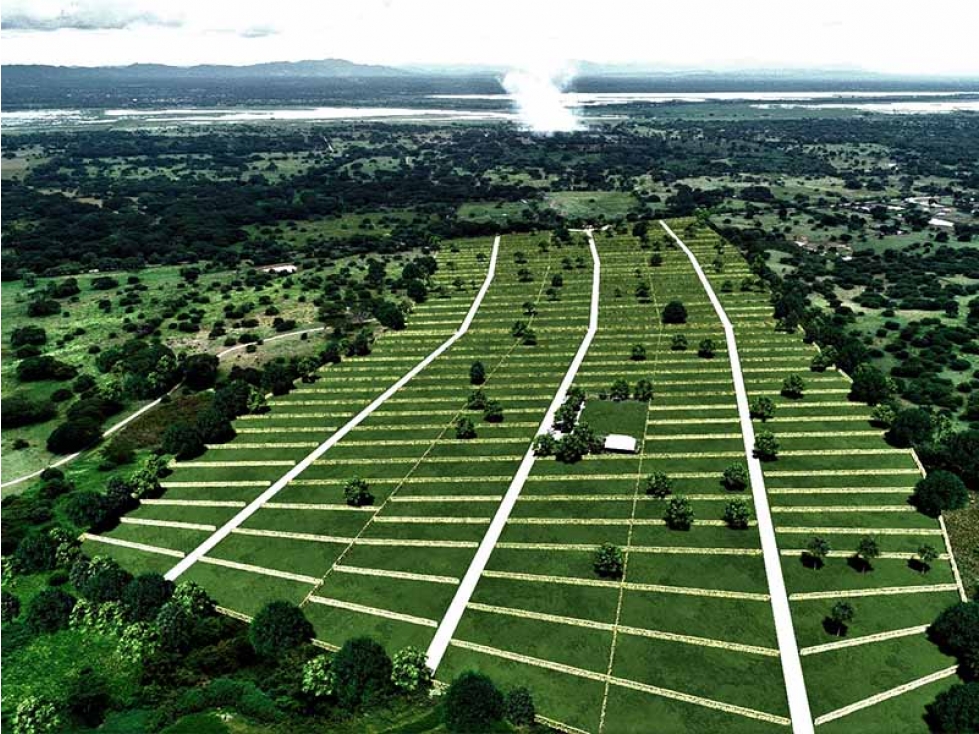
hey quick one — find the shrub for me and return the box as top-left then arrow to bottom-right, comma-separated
593,543 -> 624,578
17,356 -> 77,382
723,499 -> 751,529
670,334 -> 688,351
483,401 -> 504,423
665,496 -> 694,530
47,418 -> 102,454
662,300 -> 688,324
12,696 -> 63,734
634,379 -> 654,402
343,477 -> 374,507
2,590 -> 21,622
609,379 -> 630,401
11,325 -> 48,348
25,588 -> 76,633
66,666 -> 111,727
2,395 -> 57,428
749,397 -> 775,422
333,637 -> 393,709
697,338 -> 716,359
630,344 -> 647,361
643,472 -> 673,498
753,431 -> 779,461
63,490 -> 110,530
78,556 -> 132,603
455,416 -> 477,439
122,573 -> 174,622
870,403 -> 896,428
302,655 -> 336,699
532,433 -> 556,457
781,374 -> 806,399
850,364 -> 894,405
183,354 -> 219,391
723,462 -> 749,491
912,471 -> 969,518
505,687 -> 536,727
887,408 -> 933,448
156,600 -> 195,652
469,361 -> 486,385
195,408 -> 235,444
465,389 -> 488,410
249,601 -> 313,658
391,646 -> 432,693
161,422 -> 204,460
14,533 -> 58,574
444,671 -> 505,733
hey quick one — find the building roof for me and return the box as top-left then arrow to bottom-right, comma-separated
604,434 -> 637,453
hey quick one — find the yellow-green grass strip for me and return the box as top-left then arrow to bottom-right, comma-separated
332,564 -> 459,585
205,442 -> 319,450
481,570 -> 770,601
812,666 -> 959,727
644,433 -> 742,440
467,601 -> 779,656
81,532 -> 186,558
168,460 -> 295,468
498,543 -> 762,556
262,502 -> 377,512
119,517 -> 216,531
768,488 -> 910,495
237,427 -> 338,433
160,481 -> 270,488
766,469 -> 920,477
306,595 -> 437,627
448,639 -> 790,726
777,527 -> 942,536
790,584 -> 959,601
140,499 -> 247,508
506,518 -> 750,527
198,556 -> 320,585
372,516 -> 490,525
771,505 -> 915,513
231,527 -> 355,544
780,549 -> 948,560
390,495 -> 504,503
799,625 -> 929,656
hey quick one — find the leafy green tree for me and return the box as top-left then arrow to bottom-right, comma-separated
391,646 -> 432,693
13,533 -> 58,574
610,379 -> 630,401
631,344 -> 647,361
670,334 -> 688,351
505,687 -> 536,727
155,600 -> 195,652
532,434 -> 556,457
249,601 -> 313,659
781,374 -> 806,399
77,556 -> 132,603
749,396 -> 776,422
469,361 -> 486,385
754,430 -> 779,461
925,682 -> 979,733
911,470 -> 969,518
644,472 -> 673,498
12,696 -> 63,734
121,573 -> 174,622
887,408 -> 933,448
182,354 -> 219,391
465,389 -> 488,410
455,416 -> 477,439
25,589 -> 76,633
828,601 -> 855,636
634,379 -> 654,402
444,671 -> 505,733
302,655 -> 336,699
723,462 -> 749,491
698,339 -> 716,359
343,477 -> 374,508
916,544 -> 939,573
850,364 -> 895,405
161,422 -> 204,460
2,590 -> 22,622
870,403 -> 896,428
172,581 -> 216,617
333,637 -> 393,709
928,601 -> 979,679
855,536 -> 881,572
805,537 -> 831,569
723,498 -> 751,529
665,496 -> 694,530
46,418 -> 102,455
195,408 -> 235,444
483,401 -> 504,423
662,301 -> 688,324
593,543 -> 624,578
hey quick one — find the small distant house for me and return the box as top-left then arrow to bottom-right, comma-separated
604,434 -> 637,454
258,263 -> 298,274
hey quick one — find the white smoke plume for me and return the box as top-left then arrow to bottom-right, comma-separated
502,62 -> 582,134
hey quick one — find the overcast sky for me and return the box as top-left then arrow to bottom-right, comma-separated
3,0 -> 978,75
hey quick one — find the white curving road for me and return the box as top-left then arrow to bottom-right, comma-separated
426,228 -> 601,672
660,220 -> 814,734
164,236 -> 502,581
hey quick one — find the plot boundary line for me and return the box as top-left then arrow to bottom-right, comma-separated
163,235 -> 501,581
799,624 -> 929,656
660,220 -> 813,734
425,228 -> 601,672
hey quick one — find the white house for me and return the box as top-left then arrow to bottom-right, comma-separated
604,434 -> 638,454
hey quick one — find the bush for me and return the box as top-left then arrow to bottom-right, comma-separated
161,422 -> 204,460
722,462 -> 749,491
749,397 -> 776,422
723,499 -> 752,529
46,418 -> 102,454
850,364 -> 894,405
609,379 -> 630,401
593,542 -> 624,578
2,395 -> 57,428
887,408 -> 933,448
183,353 -> 219,391
670,334 -> 688,351
929,601 -> 979,680
455,416 -> 477,439
662,300 -> 688,324
634,379 -> 654,402
505,687 -> 536,727
12,696 -> 63,734
156,600 -> 195,652
302,655 -> 336,699
333,637 -> 393,708
643,472 -> 673,498
753,430 -> 779,461
483,401 -> 504,423
444,671 -> 505,733
2,590 -> 21,622
343,477 -> 374,507
469,361 -> 486,385
249,601 -> 313,658
66,666 -> 111,727
195,408 -> 235,444
630,344 -> 647,361
698,339 -> 716,359
25,588 -> 76,633
665,495 -> 694,530
14,533 -> 58,574
78,556 -> 133,603
781,374 -> 806,399
11,325 -> 48,348
63,490 -> 110,530
926,682 -> 979,733
912,471 -> 970,518
391,646 -> 431,693
122,573 -> 174,622
17,356 -> 77,382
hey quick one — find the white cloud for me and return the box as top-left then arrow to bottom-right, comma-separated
1,0 -> 978,75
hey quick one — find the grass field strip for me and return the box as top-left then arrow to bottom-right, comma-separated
799,625 -> 930,656
162,235 -> 502,582
789,584 -> 960,601
296,238 -> 563,614
661,220 -> 814,734
467,602 -> 779,657
448,639 -> 792,727
81,532 -> 186,558
495,542 -> 763,555
811,666 -> 959,727
425,229 -> 601,672
306,595 -> 438,628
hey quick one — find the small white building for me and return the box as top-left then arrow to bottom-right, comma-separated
604,434 -> 638,454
